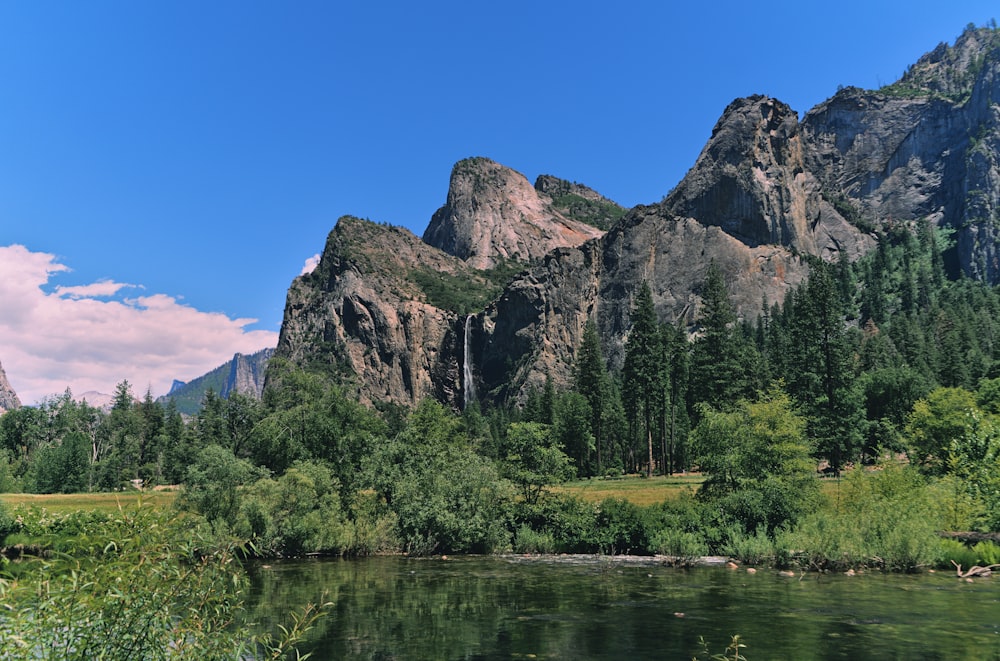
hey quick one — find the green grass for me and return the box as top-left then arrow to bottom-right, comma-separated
551,474 -> 704,506
0,490 -> 178,514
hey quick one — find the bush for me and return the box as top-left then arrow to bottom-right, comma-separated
722,528 -> 776,566
937,538 -> 980,570
593,497 -> 648,554
514,494 -> 598,553
513,524 -> 556,554
0,505 -> 325,659
785,464 -> 945,571
973,540 -> 1000,565
237,461 -> 353,557
650,528 -> 708,560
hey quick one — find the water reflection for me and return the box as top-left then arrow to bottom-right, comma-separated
246,556 -> 1000,660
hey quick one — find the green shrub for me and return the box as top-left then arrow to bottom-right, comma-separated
786,465 -> 945,571
237,461 -> 354,557
514,493 -> 598,553
593,497 -> 647,554
650,528 -> 708,560
513,524 -> 556,554
974,540 -> 1000,565
349,491 -> 401,555
937,538 -> 980,570
0,505 -> 325,659
722,528 -> 776,566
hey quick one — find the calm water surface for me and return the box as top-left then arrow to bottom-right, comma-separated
246,555 -> 1000,660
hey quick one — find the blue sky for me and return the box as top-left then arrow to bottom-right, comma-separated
1,1 -> 996,403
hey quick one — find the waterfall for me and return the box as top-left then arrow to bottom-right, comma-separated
463,314 -> 476,409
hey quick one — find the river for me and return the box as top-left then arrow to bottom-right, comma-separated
246,555 -> 1000,660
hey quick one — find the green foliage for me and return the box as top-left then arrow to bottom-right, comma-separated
367,400 -> 515,554
238,461 -> 353,556
692,635 -> 749,661
690,264 -> 758,411
937,538 -> 980,569
649,527 -> 708,560
499,422 -> 574,504
593,497 -> 647,554
409,259 -> 522,315
512,523 -> 556,554
906,387 -> 983,474
0,505 -> 327,660
179,444 -> 262,529
692,386 -> 818,535
722,528 -> 777,566
784,464 -> 945,571
972,540 -> 1000,564
550,192 -> 625,230
514,493 -> 599,553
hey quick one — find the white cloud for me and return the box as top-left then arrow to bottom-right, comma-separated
0,245 -> 279,406
55,279 -> 141,299
300,253 -> 321,276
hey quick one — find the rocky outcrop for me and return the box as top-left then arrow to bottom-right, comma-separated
220,348 -> 274,400
665,96 -> 873,261
273,217 -> 496,408
534,175 -> 627,230
801,26 -> 1000,280
423,158 -> 606,269
0,360 -> 21,414
478,205 -> 809,400
276,26 -> 1000,409
159,347 -> 274,415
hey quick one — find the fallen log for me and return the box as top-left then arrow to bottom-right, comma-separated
951,560 -> 1000,578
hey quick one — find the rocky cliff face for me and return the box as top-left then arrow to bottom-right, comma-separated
273,217 -> 496,408
159,347 -> 274,415
665,96 -> 873,261
801,27 -> 1000,280
423,157 -> 606,269
276,26 -> 1000,409
220,348 -> 274,400
0,360 -> 21,414
477,205 -> 810,400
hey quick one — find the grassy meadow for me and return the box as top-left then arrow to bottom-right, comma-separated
0,489 -> 177,513
551,473 -> 704,506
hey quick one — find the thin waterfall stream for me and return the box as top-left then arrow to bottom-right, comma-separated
463,315 -> 475,409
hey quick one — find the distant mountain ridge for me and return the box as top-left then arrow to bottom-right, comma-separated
159,347 -> 274,415
273,24 -> 1000,409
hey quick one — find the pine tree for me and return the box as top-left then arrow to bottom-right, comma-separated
574,319 -> 611,475
689,263 -> 754,411
622,282 -> 662,477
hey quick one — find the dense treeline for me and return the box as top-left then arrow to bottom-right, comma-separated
3,220 -> 1000,565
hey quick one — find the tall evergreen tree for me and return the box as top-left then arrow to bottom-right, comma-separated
689,263 -> 755,411
622,282 -> 662,477
574,319 -> 611,475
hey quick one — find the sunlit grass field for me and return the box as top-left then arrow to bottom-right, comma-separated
0,490 -> 178,513
551,473 -> 705,506
1,473 -> 839,513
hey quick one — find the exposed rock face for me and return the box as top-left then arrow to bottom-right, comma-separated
423,157 -> 606,269
665,96 -> 873,261
273,217 -> 490,408
0,360 -> 21,414
479,206 -> 809,399
221,348 -> 274,400
801,27 -> 1000,280
158,347 -> 274,415
276,26 -> 1000,409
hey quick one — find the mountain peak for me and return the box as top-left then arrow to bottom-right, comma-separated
422,157 -> 605,269
881,24 -> 1000,101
